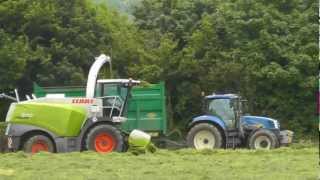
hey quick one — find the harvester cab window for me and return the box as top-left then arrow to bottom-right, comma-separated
207,98 -> 236,128
119,85 -> 128,100
97,83 -> 127,118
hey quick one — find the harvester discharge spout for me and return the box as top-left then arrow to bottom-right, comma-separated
86,54 -> 111,98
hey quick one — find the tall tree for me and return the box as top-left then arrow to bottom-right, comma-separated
0,0 -> 143,120
131,0 -> 318,137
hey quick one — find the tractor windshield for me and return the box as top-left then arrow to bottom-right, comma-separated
207,98 -> 236,128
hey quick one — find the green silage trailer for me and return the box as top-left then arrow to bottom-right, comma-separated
33,82 -> 167,136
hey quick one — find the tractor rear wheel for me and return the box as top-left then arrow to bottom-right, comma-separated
23,135 -> 54,154
187,123 -> 223,150
248,129 -> 278,150
85,124 -> 124,153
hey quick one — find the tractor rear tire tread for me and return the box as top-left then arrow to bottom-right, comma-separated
186,123 -> 223,149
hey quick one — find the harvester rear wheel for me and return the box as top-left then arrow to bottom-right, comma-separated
85,124 -> 124,153
23,135 -> 54,154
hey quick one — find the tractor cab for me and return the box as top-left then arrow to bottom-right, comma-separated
204,94 -> 241,129
188,93 -> 293,150
95,79 -> 140,118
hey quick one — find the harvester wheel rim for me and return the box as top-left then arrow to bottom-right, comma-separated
193,130 -> 215,149
94,133 -> 116,153
31,140 -> 49,154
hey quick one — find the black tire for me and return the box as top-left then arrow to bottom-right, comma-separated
23,135 -> 55,154
186,123 -> 223,150
85,124 -> 124,153
248,129 -> 279,150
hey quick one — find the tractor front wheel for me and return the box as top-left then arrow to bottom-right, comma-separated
187,123 -> 223,150
248,129 -> 278,150
85,124 -> 124,153
23,135 -> 55,154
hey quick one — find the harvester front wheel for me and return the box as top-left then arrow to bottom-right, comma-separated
23,135 -> 54,154
85,124 -> 124,153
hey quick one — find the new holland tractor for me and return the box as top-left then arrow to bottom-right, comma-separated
2,54 -> 149,154
186,94 -> 293,150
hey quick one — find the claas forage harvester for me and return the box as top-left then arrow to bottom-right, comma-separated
2,54 -> 151,153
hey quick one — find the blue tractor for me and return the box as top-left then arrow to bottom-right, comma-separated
186,94 -> 293,150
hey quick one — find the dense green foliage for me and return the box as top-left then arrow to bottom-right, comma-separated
0,0 -> 142,118
0,147 -> 317,179
0,122 -> 7,152
129,0 -> 318,137
0,0 -> 141,89
0,0 -> 317,138
93,0 -> 141,14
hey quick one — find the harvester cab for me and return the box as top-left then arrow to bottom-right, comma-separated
84,54 -> 140,120
95,79 -> 140,120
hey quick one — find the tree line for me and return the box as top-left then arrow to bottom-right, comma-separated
0,0 -> 317,139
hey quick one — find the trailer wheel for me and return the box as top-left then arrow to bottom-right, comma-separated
187,123 -> 223,150
23,135 -> 54,154
248,129 -> 278,150
85,124 -> 124,153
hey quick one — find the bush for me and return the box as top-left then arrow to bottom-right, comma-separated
0,122 -> 7,152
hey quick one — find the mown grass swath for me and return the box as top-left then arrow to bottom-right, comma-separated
0,147 -> 317,180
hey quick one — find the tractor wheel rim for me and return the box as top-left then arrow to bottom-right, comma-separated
31,140 -> 49,154
193,130 -> 215,150
94,133 -> 116,153
254,136 -> 271,149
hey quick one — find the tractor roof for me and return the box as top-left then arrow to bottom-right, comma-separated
205,94 -> 239,99
97,79 -> 140,85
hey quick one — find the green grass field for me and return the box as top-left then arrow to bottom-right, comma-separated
0,147 -> 318,180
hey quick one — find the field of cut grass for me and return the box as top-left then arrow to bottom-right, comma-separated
0,146 -> 318,180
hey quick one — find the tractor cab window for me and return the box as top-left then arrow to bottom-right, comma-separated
207,98 -> 236,128
240,99 -> 249,115
95,83 -> 128,117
